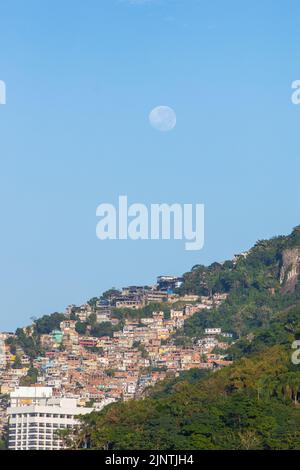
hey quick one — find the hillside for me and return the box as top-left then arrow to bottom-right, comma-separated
69,303 -> 300,450
3,225 -> 300,450
175,225 -> 300,346
63,225 -> 300,450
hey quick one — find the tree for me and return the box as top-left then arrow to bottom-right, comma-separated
87,297 -> 99,308
75,322 -> 87,335
101,289 -> 121,302
20,366 -> 39,386
34,313 -> 66,335
91,322 -> 114,338
12,356 -> 22,369
87,313 -> 97,327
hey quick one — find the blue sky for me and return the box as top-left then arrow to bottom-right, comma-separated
1,0 -> 300,330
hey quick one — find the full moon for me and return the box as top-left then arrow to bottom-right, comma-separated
149,106 -> 177,132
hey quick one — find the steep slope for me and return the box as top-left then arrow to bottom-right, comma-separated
175,226 -> 300,342
280,247 -> 300,293
67,226 -> 300,450
179,225 -> 300,298
70,303 -> 300,450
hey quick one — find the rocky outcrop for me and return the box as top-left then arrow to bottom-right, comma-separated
280,247 -> 300,293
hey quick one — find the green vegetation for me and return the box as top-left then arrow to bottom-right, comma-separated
0,440 -> 6,450
4,224 -> 300,450
90,321 -> 117,338
175,227 -> 300,341
34,312 -> 66,335
20,366 -> 39,386
285,225 -> 300,248
5,312 -> 66,358
65,225 -> 300,450
70,306 -> 300,449
177,229 -> 299,298
101,288 -> 121,301
105,369 -> 116,377
111,303 -> 171,321
9,328 -> 42,359
75,321 -> 88,335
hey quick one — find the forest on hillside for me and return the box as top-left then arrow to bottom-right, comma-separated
62,226 -> 300,450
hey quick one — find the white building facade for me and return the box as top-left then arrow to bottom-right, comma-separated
204,328 -> 222,335
7,387 -> 93,450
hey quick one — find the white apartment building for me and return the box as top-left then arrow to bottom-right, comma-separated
7,387 -> 93,450
204,328 -> 222,335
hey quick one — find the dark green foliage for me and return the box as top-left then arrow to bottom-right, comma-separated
178,232 -> 292,299
101,288 -> 121,301
285,225 -> 300,248
66,227 -> 300,450
90,322 -> 114,338
10,224 -> 300,450
75,321 -> 88,335
5,336 -> 17,354
87,313 -> 97,326
34,312 -> 66,335
0,440 -> 6,450
14,328 -> 42,358
112,303 -> 171,321
70,338 -> 300,450
12,355 -> 22,369
20,366 -> 39,386
87,297 -> 99,308
175,230 -> 300,341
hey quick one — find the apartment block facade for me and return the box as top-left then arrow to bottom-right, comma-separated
7,387 -> 93,450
